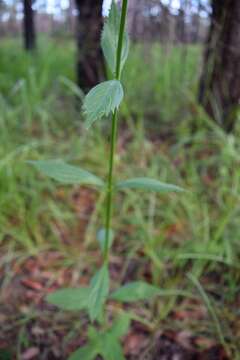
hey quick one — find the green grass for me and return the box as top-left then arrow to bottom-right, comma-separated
0,37 -> 240,357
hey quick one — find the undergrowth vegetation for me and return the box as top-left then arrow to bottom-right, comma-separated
0,30 -> 240,357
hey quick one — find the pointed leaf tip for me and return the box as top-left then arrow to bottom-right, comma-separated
116,177 -> 184,193
88,265 -> 109,322
101,1 -> 129,75
111,282 -> 193,303
110,313 -> 131,338
68,345 -> 97,360
97,228 -> 114,253
110,282 -> 160,302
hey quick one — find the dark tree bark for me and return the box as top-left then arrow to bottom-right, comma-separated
191,1 -> 201,43
176,1 -> 186,44
199,0 -> 240,132
23,0 -> 36,51
74,0 -> 104,92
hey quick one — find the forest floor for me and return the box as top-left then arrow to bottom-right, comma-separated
0,37 -> 239,359
0,247 -> 231,359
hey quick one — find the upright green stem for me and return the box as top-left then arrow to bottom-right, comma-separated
104,0 -> 128,263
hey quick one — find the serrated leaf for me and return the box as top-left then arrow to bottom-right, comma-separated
83,80 -> 124,129
116,178 -> 184,193
101,1 -> 129,75
68,344 -> 98,360
97,228 -> 114,253
110,313 -> 131,338
88,265 -> 109,322
47,287 -> 90,311
111,282 -> 192,303
29,160 -> 104,187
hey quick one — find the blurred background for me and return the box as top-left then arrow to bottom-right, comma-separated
0,0 -> 240,359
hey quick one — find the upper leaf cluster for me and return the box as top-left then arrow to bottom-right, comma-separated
101,1 -> 129,76
83,1 -> 129,129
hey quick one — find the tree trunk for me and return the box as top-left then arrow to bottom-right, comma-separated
75,0 -> 104,92
67,0 -> 75,34
199,0 -> 240,132
23,0 -> 36,51
191,1 -> 201,43
176,1 -> 186,44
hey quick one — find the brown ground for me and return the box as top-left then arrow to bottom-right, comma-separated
0,251 -> 230,360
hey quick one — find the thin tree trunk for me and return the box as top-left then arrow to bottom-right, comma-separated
176,0 -> 186,44
191,1 -> 201,43
199,0 -> 240,132
75,0 -> 104,92
67,0 -> 74,33
23,0 -> 36,51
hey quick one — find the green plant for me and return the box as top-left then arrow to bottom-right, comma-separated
30,1 -> 184,359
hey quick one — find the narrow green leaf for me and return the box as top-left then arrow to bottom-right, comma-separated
59,76 -> 84,100
110,313 -> 131,338
110,282 -> 160,302
68,345 -> 97,360
88,326 -> 99,341
111,282 -> 191,303
116,177 -> 184,193
29,160 -> 104,187
88,265 -> 109,322
83,80 -> 124,129
101,1 -> 129,75
101,336 -> 125,360
47,287 -> 90,311
69,328 -> 100,360
187,273 -> 226,346
97,228 -> 114,253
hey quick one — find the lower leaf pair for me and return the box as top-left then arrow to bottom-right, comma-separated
48,278 -> 192,313
30,160 -> 184,195
47,277 -> 192,359
69,315 -> 130,360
